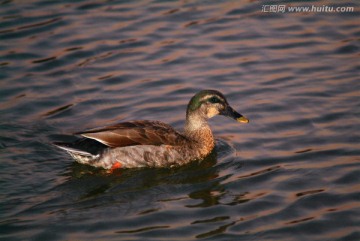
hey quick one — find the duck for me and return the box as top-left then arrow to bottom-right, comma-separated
54,90 -> 249,170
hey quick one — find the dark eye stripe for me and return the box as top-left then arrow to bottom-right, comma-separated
208,96 -> 221,103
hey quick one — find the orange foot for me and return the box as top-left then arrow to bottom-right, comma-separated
108,161 -> 122,173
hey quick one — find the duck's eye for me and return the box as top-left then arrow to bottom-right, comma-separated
208,96 -> 221,104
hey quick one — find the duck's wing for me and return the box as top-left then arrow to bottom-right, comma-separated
74,120 -> 188,148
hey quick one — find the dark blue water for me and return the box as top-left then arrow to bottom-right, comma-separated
1,0 -> 359,240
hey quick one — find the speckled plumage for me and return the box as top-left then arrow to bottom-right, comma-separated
54,90 -> 249,169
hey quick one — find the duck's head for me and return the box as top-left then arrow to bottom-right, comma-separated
186,90 -> 249,124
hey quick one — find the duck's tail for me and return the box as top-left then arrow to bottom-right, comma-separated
53,140 -> 102,165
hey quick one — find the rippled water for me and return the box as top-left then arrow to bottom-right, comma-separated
1,0 -> 359,240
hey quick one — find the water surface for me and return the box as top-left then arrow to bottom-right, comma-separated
1,0 -> 359,240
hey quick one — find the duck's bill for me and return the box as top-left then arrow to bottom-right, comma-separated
221,106 -> 249,123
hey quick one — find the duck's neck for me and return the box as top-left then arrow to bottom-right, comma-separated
184,113 -> 215,156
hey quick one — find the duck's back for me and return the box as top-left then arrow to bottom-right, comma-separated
76,120 -> 189,148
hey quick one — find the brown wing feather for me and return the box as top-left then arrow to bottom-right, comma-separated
74,120 -> 188,148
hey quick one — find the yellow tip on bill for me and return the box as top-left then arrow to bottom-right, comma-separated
237,116 -> 249,123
